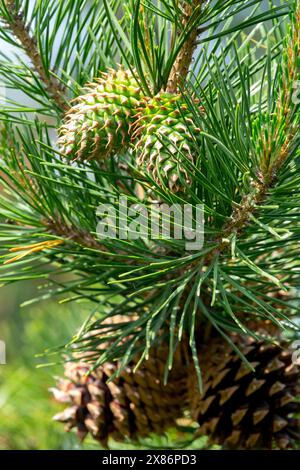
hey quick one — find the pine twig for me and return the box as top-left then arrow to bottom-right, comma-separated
204,1 -> 300,266
259,2 -> 300,182
167,0 -> 205,93
4,0 -> 67,112
46,217 -> 104,251
165,1 -> 299,268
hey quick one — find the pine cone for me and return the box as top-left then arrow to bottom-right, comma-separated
51,344 -> 188,446
133,92 -> 201,193
58,68 -> 143,161
189,334 -> 300,449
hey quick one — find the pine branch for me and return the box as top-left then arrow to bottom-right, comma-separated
9,169 -> 107,254
0,0 -> 298,372
258,3 -> 300,182
167,0 -> 205,93
202,0 -> 300,266
3,0 -> 67,112
45,217 -> 104,252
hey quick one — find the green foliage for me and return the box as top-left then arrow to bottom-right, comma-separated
106,0 -> 290,94
0,0 -> 299,386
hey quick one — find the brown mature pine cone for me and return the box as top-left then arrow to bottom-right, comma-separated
189,333 -> 300,449
51,343 -> 188,446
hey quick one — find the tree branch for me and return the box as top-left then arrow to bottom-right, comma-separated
167,0 -> 205,93
46,217 -> 104,251
4,0 -> 68,112
202,1 -> 300,268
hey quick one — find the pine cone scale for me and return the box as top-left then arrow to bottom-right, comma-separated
189,334 -> 300,449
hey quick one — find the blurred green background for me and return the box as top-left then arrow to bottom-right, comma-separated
0,283 -> 89,449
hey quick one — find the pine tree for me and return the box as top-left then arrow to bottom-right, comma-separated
0,0 -> 299,450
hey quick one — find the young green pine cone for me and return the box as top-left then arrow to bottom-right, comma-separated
133,92 -> 201,193
58,68 -> 143,161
